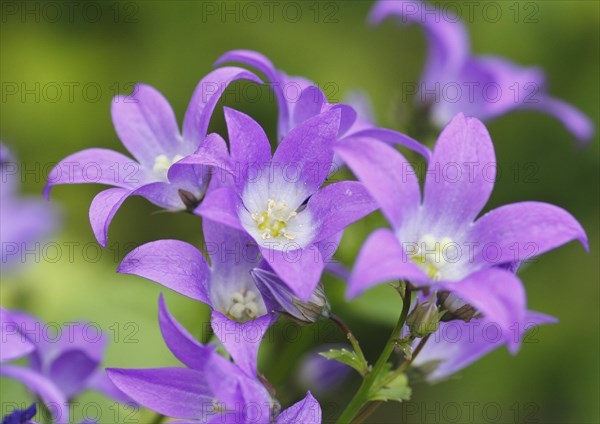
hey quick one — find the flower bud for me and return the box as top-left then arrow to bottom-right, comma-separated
251,268 -> 331,325
437,291 -> 478,322
407,297 -> 443,338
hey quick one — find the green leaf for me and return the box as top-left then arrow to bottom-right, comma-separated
319,348 -> 368,375
369,372 -> 412,403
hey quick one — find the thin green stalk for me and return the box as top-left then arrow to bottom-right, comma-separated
335,284 -> 413,424
149,413 -> 166,424
329,314 -> 368,374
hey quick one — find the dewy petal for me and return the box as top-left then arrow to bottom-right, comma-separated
0,365 -> 68,423
438,268 -> 526,353
423,114 -> 496,229
342,128 -> 432,162
111,84 -> 183,168
158,295 -> 213,371
118,240 -> 211,304
334,137 -> 421,230
0,307 -> 35,362
305,181 -> 377,244
224,107 -> 272,191
106,367 -> 212,419
183,67 -> 262,148
272,109 -> 341,195
210,312 -> 275,378
261,246 -> 325,301
275,391 -> 321,424
469,201 -> 588,268
369,0 -> 470,85
214,50 -> 291,138
413,310 -> 557,383
43,148 -> 143,200
519,94 -> 595,144
347,229 -> 429,299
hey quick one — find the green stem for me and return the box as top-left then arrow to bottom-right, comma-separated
329,314 -> 368,375
335,284 -> 413,424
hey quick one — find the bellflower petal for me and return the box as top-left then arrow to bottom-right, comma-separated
111,84 -> 184,168
261,247 -> 325,301
0,308 -> 35,362
118,240 -> 211,304
342,128 -> 431,162
369,0 -> 469,84
158,295 -> 213,371
88,188 -> 132,247
347,229 -> 429,299
519,95 -> 595,143
194,186 -> 244,231
413,310 -> 557,382
106,368 -> 212,419
423,113 -> 495,229
84,369 -> 133,404
210,312 -> 274,378
470,201 -> 588,267
437,268 -> 526,352
43,149 -> 143,200
334,137 -> 421,230
275,392 -> 321,424
271,109 -> 341,195
214,50 -> 292,138
224,107 -> 272,190
0,365 -> 68,423
48,350 -> 98,399
305,181 -> 377,244
183,67 -> 262,147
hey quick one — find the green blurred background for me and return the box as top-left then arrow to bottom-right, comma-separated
1,0 -> 598,423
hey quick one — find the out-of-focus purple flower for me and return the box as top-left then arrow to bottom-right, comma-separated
411,311 -> 557,382
336,113 -> 587,352
296,344 -> 353,396
1,403 -> 37,424
181,108 -> 378,301
107,296 -> 321,424
369,0 -> 595,144
214,50 -> 432,162
43,68 -> 262,247
1,144 -> 59,273
0,309 -> 131,423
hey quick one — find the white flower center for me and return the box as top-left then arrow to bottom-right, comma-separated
407,234 -> 456,280
152,154 -> 183,180
226,289 -> 261,321
251,199 -> 298,241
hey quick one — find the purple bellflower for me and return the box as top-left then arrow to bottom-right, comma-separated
1,144 -> 59,272
118,219 -> 282,364
369,0 -> 594,144
107,296 -> 322,424
214,50 -> 432,162
43,67 -> 262,246
335,113 -> 588,352
180,107 -> 378,301
411,310 -> 557,382
0,308 -> 130,423
1,403 -> 37,424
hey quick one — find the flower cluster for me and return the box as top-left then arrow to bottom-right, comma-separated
1,2 -> 594,423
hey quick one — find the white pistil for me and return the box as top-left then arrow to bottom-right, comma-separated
228,289 -> 260,321
251,198 -> 298,241
409,234 -> 456,280
152,154 -> 184,178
